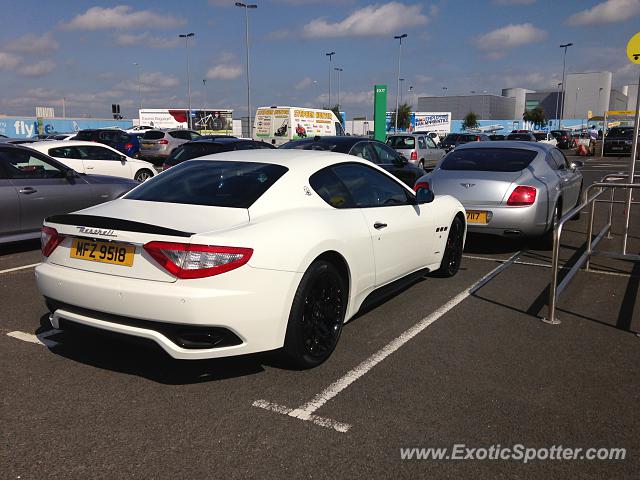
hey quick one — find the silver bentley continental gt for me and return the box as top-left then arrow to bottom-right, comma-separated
414,141 -> 583,240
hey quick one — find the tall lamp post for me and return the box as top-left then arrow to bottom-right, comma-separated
559,42 -> 573,127
554,82 -> 562,128
399,78 -> 405,104
334,67 -> 343,112
393,33 -> 407,132
202,79 -> 208,113
326,51 -> 335,107
178,32 -> 195,129
235,2 -> 257,137
133,62 -> 142,112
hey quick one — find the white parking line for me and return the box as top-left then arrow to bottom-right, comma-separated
0,263 -> 40,274
7,329 -> 61,348
253,251 -> 522,433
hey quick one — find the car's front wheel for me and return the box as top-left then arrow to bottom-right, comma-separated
283,260 -> 347,369
436,216 -> 464,277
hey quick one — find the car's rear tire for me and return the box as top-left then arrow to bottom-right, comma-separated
435,216 -> 464,277
538,202 -> 561,250
283,260 -> 347,369
134,169 -> 153,182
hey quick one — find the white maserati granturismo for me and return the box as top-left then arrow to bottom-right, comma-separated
35,150 -> 466,368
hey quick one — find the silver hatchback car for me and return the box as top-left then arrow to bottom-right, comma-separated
386,133 -> 445,170
139,129 -> 201,164
414,142 -> 583,240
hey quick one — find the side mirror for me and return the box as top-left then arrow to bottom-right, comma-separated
416,187 -> 434,204
570,160 -> 584,169
65,169 -> 78,179
120,155 -> 127,162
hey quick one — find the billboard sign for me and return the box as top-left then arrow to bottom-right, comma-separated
139,109 -> 232,133
385,112 -> 452,133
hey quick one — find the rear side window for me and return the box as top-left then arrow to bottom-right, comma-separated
125,160 -> 288,208
279,141 -> 337,151
386,136 -> 415,149
169,131 -> 191,140
332,163 -> 410,208
309,167 -> 354,208
48,146 -> 80,159
143,130 -> 166,140
441,148 -> 537,172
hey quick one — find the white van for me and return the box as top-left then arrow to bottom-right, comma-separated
253,106 -> 345,146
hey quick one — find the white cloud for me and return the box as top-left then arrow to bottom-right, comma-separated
0,52 -> 21,70
316,89 -> 374,106
119,72 -> 180,92
567,0 -> 640,26
302,2 -> 429,38
113,33 -> 181,48
17,60 -> 55,77
206,64 -> 243,80
295,77 -> 314,90
6,32 -> 59,55
63,5 -> 185,30
474,23 -> 547,58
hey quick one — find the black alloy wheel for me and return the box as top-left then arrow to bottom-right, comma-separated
436,216 -> 464,277
284,260 -> 347,368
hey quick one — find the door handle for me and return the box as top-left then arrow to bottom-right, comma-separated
19,187 -> 37,194
374,222 -> 387,230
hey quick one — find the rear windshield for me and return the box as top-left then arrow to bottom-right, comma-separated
125,160 -> 288,208
440,148 -> 537,172
533,133 -> 547,141
280,141 -> 338,151
460,134 -> 479,142
169,143 -> 225,162
507,133 -> 533,141
386,136 -> 415,149
608,127 -> 634,137
443,134 -> 460,142
74,131 -> 95,140
143,130 -> 166,140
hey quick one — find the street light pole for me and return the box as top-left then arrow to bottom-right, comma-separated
394,33 -> 407,132
559,42 -> 573,127
554,82 -> 562,128
133,62 -> 142,112
326,51 -> 335,107
399,78 -> 405,104
334,67 -> 343,112
178,32 -> 195,129
235,3 -> 257,137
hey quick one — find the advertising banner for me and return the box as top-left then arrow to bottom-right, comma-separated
139,109 -> 232,133
0,117 -> 132,139
385,112 -> 451,133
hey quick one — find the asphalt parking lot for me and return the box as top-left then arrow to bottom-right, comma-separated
1,154 -> 638,479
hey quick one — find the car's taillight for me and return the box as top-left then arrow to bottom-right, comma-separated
507,186 -> 537,206
410,151 -> 418,161
125,142 -> 133,150
476,136 -> 481,141
143,242 -> 253,279
41,226 -> 63,257
414,181 -> 429,192
158,139 -> 169,145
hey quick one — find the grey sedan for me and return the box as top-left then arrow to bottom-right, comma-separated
0,144 -> 138,244
386,133 -> 445,170
414,142 -> 583,240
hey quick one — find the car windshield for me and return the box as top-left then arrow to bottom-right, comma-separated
386,136 -> 415,148
125,160 -> 288,208
279,141 -> 338,151
533,133 -> 547,141
143,130 -> 166,140
440,148 -> 537,172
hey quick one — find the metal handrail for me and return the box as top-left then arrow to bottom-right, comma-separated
543,173 -> 640,324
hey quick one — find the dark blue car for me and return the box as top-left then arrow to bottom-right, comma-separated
75,129 -> 141,158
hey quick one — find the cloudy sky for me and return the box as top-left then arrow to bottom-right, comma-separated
1,0 -> 639,119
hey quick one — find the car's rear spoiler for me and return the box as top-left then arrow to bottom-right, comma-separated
45,214 -> 193,238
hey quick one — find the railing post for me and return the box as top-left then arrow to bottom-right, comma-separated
585,192 -> 597,271
607,187 -> 615,239
543,222 -> 562,325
